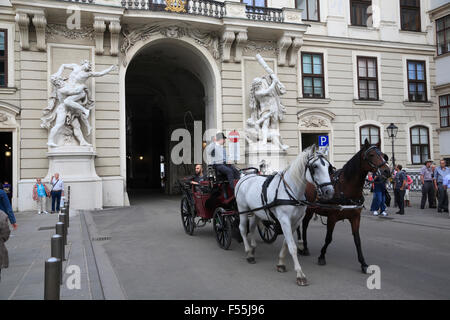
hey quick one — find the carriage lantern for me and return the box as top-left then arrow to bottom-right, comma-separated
386,123 -> 398,169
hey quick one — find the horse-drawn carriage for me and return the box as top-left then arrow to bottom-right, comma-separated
179,165 -> 278,249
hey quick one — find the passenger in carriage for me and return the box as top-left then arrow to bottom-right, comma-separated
191,164 -> 206,185
206,132 -> 240,190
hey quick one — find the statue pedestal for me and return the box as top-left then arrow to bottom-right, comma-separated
246,144 -> 288,175
45,146 -> 102,210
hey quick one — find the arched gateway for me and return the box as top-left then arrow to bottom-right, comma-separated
120,35 -> 222,198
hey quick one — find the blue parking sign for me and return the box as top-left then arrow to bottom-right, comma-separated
318,135 -> 329,147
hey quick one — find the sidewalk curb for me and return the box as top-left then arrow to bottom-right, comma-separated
80,210 -> 127,300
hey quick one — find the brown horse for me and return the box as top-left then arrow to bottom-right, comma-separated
298,140 -> 390,273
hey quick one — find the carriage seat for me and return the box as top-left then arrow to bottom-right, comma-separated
207,164 -> 229,183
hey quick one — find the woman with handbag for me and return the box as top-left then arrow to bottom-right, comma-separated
33,178 -> 50,215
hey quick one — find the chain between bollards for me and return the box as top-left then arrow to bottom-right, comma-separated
44,257 -> 61,300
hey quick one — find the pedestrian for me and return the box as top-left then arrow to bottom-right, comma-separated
443,173 -> 450,216
50,173 -> 64,214
370,172 -> 388,216
433,159 -> 449,213
0,210 -> 10,282
391,169 -> 398,208
420,160 -> 436,209
2,181 -> 12,204
405,174 -> 413,207
0,188 -> 17,230
206,132 -> 240,190
32,178 -> 50,215
394,164 -> 407,215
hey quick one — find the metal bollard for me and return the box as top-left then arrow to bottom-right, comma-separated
50,235 -> 64,284
51,233 -> 65,262
44,257 -> 61,300
61,207 -> 69,228
56,222 -> 66,246
59,213 -> 68,236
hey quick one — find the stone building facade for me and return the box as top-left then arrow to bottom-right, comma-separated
0,0 -> 442,211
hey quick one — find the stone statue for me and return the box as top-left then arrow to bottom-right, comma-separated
245,54 -> 289,151
41,61 -> 117,147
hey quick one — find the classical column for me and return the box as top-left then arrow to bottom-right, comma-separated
109,19 -> 121,56
32,13 -> 47,51
15,12 -> 30,50
93,18 -> 106,55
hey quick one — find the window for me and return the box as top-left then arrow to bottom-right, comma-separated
242,0 -> 266,7
360,125 -> 380,148
301,52 -> 324,98
410,126 -> 429,165
400,0 -> 421,32
350,0 -> 371,26
407,60 -> 427,102
357,57 -> 378,100
440,95 -> 450,128
436,15 -> 450,55
296,0 -> 319,21
0,30 -> 7,87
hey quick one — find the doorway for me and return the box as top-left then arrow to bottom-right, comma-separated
0,132 -> 12,200
125,42 -> 206,196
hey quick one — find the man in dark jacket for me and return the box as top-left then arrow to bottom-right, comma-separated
394,165 -> 407,215
0,188 -> 17,230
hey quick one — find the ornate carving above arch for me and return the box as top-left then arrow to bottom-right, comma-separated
297,108 -> 335,130
120,23 -> 221,66
0,101 -> 20,127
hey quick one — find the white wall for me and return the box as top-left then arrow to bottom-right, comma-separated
436,56 -> 450,86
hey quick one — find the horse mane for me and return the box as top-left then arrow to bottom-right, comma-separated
287,146 -> 314,187
342,149 -> 363,181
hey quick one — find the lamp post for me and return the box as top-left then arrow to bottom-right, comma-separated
386,123 -> 398,170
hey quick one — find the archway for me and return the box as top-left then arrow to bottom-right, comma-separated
125,39 -> 216,197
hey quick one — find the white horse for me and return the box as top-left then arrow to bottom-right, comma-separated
234,145 -> 335,286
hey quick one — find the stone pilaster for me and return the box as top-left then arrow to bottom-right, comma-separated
277,34 -> 292,66
221,28 -> 236,63
234,30 -> 248,63
32,13 -> 47,51
15,12 -> 30,50
94,18 -> 106,55
109,19 -> 121,56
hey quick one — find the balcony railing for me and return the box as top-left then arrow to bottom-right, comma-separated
245,5 -> 283,23
364,171 -> 424,192
121,0 -> 226,19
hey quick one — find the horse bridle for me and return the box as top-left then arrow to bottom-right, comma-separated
363,146 -> 387,175
305,154 -> 334,196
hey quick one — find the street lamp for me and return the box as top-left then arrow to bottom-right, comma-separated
386,123 -> 398,169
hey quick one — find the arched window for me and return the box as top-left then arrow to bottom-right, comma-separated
410,126 -> 429,164
360,125 -> 380,148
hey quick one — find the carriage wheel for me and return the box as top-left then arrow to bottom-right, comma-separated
213,208 -> 232,250
181,196 -> 195,235
257,220 -> 278,243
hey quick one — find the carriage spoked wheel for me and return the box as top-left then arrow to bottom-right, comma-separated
257,220 -> 278,244
213,207 -> 232,250
181,196 -> 195,235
